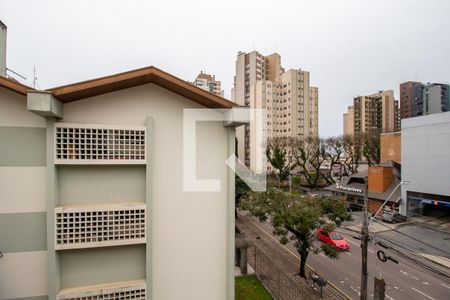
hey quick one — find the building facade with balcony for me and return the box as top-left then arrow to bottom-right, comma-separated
232,51 -> 319,173
343,90 -> 400,136
400,81 -> 449,120
192,71 -> 224,97
0,67 -> 240,300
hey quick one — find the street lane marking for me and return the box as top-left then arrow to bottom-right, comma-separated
385,294 -> 394,300
441,283 -> 450,289
345,238 -> 374,253
346,239 -> 360,246
344,252 -> 351,256
411,287 -> 436,300
350,286 -> 360,296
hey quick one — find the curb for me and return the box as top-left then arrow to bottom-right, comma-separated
414,252 -> 450,269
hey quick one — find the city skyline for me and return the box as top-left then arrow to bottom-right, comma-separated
1,0 -> 449,137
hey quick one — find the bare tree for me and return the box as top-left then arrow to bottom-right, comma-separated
343,134 -> 362,175
294,136 -> 327,189
323,136 -> 345,183
361,130 -> 381,166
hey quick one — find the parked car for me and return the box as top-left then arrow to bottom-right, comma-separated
316,229 -> 350,251
382,211 -> 407,223
347,202 -> 363,211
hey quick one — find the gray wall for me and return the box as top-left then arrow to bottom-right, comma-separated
59,245 -> 146,288
58,165 -> 146,205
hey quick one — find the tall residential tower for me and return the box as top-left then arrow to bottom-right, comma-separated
343,90 -> 399,136
192,71 -> 224,97
232,51 -> 318,172
400,81 -> 449,119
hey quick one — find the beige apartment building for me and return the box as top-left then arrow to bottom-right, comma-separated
343,90 -> 399,136
192,71 -> 224,97
343,105 -> 355,136
232,51 -> 319,172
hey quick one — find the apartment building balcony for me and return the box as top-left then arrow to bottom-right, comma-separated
55,203 -> 146,250
57,280 -> 146,300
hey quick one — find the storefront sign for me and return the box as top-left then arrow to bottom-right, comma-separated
335,183 -> 363,193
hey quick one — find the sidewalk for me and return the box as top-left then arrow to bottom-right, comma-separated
408,215 -> 450,234
237,213 -> 350,300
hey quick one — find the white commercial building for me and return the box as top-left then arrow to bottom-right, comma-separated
400,111 -> 450,216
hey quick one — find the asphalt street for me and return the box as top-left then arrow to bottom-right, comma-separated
247,216 -> 450,300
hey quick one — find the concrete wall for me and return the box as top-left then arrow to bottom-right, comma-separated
62,83 -> 231,300
401,112 -> 450,215
59,245 -> 146,288
58,165 -> 146,206
0,87 -> 48,300
425,85 -> 442,115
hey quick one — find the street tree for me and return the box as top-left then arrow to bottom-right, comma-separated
239,189 -> 352,278
266,137 -> 296,188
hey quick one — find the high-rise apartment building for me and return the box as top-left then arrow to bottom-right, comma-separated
400,81 -> 449,119
310,86 -> 319,136
343,105 -> 354,136
232,51 -> 318,172
192,71 -> 224,97
343,90 -> 399,136
400,81 -> 423,119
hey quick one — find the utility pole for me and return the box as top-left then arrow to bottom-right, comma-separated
360,179 -> 369,300
373,276 -> 385,300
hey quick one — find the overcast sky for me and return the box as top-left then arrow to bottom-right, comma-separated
1,0 -> 449,137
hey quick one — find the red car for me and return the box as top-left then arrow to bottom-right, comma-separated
316,229 -> 350,251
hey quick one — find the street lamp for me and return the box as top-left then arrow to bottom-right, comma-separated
369,180 -> 409,225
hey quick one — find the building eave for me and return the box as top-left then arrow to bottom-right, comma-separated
0,75 -> 34,95
47,66 -> 236,109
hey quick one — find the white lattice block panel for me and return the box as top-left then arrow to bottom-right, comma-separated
55,203 -> 146,250
55,123 -> 146,164
57,280 -> 146,300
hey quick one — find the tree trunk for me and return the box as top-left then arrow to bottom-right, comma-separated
298,250 -> 309,278
289,172 -> 292,193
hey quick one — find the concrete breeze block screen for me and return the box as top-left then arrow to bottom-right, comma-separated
56,280 -> 146,300
55,203 -> 146,250
55,123 -> 146,164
